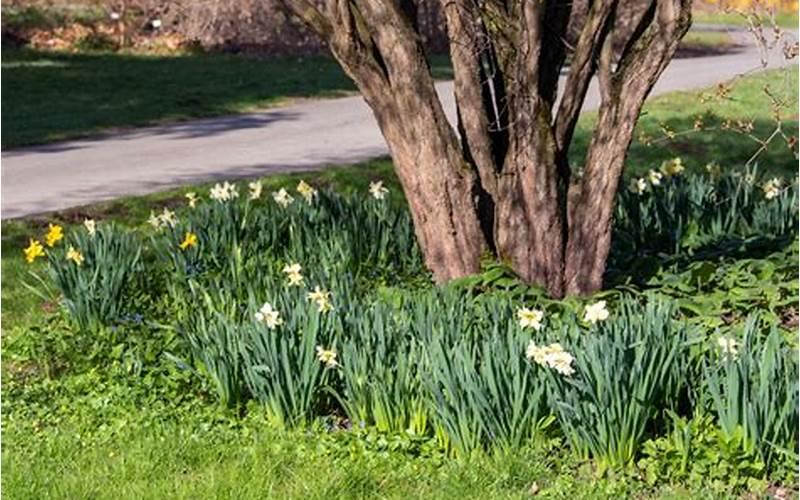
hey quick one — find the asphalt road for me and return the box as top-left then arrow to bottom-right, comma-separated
2,27 -> 796,218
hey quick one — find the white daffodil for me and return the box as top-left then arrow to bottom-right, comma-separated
547,349 -> 576,376
83,218 -> 97,237
185,192 -> 199,208
628,177 -> 648,195
648,169 -> 663,186
369,181 -> 389,200
525,341 -> 575,377
583,301 -> 610,323
525,341 -> 548,366
254,302 -> 283,329
209,181 -> 239,202
307,286 -> 332,313
316,346 -> 338,368
272,188 -> 294,208
717,336 -> 741,358
151,19 -> 162,29
762,178 -> 782,200
517,307 -> 544,330
66,246 -> 84,265
160,207 -> 177,227
147,211 -> 162,228
249,181 -> 263,200
296,180 -> 318,203
661,157 -> 685,177
282,263 -> 304,286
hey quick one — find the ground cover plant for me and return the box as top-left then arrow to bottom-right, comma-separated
3,71 -> 798,497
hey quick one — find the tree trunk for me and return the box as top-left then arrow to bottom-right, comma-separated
281,0 -> 692,297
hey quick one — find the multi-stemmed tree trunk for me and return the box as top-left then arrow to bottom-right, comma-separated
282,0 -> 692,297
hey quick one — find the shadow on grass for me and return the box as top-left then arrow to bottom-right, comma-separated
1,48 -> 452,149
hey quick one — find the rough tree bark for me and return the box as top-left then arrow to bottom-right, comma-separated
281,0 -> 692,297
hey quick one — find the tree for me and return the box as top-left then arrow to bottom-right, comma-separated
281,0 -> 692,297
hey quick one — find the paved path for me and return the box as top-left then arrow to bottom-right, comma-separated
2,27 -> 796,218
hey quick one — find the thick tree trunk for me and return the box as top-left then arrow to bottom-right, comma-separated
282,0 -> 692,298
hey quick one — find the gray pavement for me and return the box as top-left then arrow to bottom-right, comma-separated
2,27 -> 796,218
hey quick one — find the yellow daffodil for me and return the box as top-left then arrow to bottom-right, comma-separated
45,224 -> 64,247
254,302 -> 282,329
83,218 -> 97,236
369,181 -> 389,200
583,301 -> 610,323
66,246 -> 84,265
517,307 -> 544,330
296,180 -> 318,203
179,232 -> 198,250
24,238 -> 45,263
316,346 -> 338,368
185,192 -> 199,208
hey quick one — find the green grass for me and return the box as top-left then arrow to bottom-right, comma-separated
693,9 -> 799,28
0,49 -> 453,148
2,69 -> 797,499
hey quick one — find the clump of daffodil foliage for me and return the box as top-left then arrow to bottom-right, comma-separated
21,168 -> 798,485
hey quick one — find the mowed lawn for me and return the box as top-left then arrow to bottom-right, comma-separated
0,25 -> 774,149
0,49 -> 452,148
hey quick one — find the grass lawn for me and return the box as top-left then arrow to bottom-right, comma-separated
0,49 -> 454,149
2,70 -> 797,498
0,25 -> 758,149
693,8 -> 799,28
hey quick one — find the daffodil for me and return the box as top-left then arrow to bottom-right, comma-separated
185,192 -> 199,208
66,246 -> 84,265
517,307 -> 544,330
249,181 -> 263,200
583,301 -> 610,323
661,157 -> 685,177
272,188 -> 294,208
209,181 -> 239,202
316,346 -> 338,368
282,263 -> 304,286
179,232 -> 198,250
762,178 -> 782,200
717,336 -> 741,358
24,239 -> 45,263
254,302 -> 283,329
369,181 -> 389,200
307,286 -> 332,313
648,169 -> 663,186
525,341 -> 575,376
296,180 -> 318,203
705,163 -> 722,179
628,177 -> 647,195
147,211 -> 162,228
160,207 -> 177,228
45,224 -> 64,247
83,218 -> 97,236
